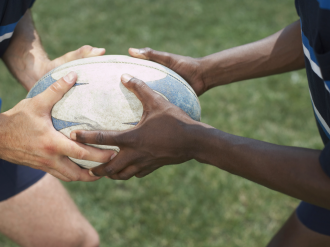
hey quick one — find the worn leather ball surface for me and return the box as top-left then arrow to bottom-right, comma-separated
27,55 -> 201,168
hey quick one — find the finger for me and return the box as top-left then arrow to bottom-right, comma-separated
73,168 -> 102,182
55,133 -> 118,163
36,71 -> 77,110
53,45 -> 106,66
135,165 -> 162,178
129,47 -> 174,68
121,74 -> 161,107
90,150 -> 138,177
109,163 -> 146,180
52,157 -> 101,182
29,164 -> 72,182
71,129 -> 124,146
45,168 -> 72,182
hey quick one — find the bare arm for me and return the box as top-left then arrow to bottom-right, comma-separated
72,75 -> 330,210
200,20 -> 305,88
0,9 -> 116,181
2,10 -> 106,91
129,20 -> 305,95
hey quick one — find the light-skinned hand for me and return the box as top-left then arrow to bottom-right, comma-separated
0,72 -> 116,182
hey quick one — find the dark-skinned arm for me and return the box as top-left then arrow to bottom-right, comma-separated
71,75 -> 330,210
2,10 -> 106,91
128,20 -> 305,96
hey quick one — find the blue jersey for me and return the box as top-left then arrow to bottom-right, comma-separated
295,0 -> 330,176
0,0 -> 35,57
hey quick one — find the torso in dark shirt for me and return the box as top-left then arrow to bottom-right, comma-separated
0,0 -> 35,57
296,0 -> 330,145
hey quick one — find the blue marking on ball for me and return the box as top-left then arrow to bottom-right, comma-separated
26,70 -> 57,98
123,121 -> 139,126
52,117 -> 82,131
146,74 -> 201,121
74,83 -> 89,87
26,65 -> 200,131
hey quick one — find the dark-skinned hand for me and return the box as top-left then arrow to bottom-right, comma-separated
71,74 -> 209,180
128,47 -> 207,96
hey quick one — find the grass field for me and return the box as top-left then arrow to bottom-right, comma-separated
0,0 -> 323,246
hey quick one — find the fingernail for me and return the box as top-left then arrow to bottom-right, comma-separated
92,48 -> 105,54
121,74 -> 133,83
63,71 -> 76,84
110,152 -> 118,160
130,48 -> 140,54
130,48 -> 147,59
70,132 -> 76,140
89,169 -> 96,177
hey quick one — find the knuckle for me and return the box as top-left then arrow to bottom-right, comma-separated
79,45 -> 93,56
43,141 -> 57,155
163,53 -> 173,67
143,47 -> 153,57
176,58 -> 186,66
96,132 -> 106,144
49,81 -> 63,93
104,164 -> 115,175
75,149 -> 86,160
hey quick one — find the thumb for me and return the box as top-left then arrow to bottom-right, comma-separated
36,71 -> 77,110
129,47 -> 174,68
121,74 -> 159,107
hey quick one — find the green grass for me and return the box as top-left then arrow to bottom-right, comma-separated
0,0 -> 322,246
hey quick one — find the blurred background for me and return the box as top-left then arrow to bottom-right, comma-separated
0,0 -> 323,246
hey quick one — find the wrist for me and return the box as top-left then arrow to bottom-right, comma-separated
198,51 -> 235,90
190,123 -> 239,172
0,112 -> 10,158
186,122 -> 226,163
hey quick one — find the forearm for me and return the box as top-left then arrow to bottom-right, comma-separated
200,20 -> 305,89
2,10 -> 50,91
193,124 -> 330,209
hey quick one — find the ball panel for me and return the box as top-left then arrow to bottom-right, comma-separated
69,157 -> 102,169
51,67 -> 145,132
26,55 -> 201,169
146,74 -> 201,121
26,70 -> 56,98
51,117 -> 82,131
161,66 -> 199,99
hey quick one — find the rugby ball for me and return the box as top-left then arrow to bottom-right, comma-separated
27,55 -> 201,169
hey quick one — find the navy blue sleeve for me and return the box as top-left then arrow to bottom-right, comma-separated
30,0 -> 35,8
320,142 -> 330,177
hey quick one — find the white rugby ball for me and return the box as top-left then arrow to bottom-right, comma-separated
27,55 -> 201,169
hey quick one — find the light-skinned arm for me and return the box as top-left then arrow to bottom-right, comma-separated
0,10 -> 116,181
2,10 -> 106,91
